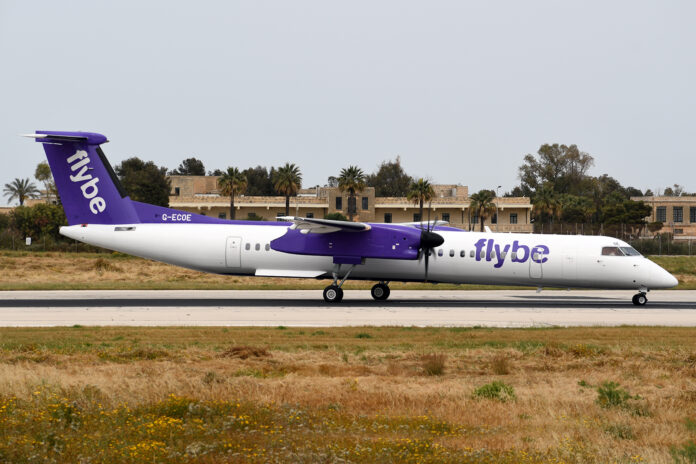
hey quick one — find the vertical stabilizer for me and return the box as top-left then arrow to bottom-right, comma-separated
29,131 -> 139,225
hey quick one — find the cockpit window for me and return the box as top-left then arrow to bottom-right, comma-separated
601,247 -> 623,256
620,246 -> 641,256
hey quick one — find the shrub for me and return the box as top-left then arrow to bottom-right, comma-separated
220,346 -> 270,359
324,212 -> 348,221
355,333 -> 372,339
596,381 -> 633,409
604,423 -> 634,440
93,258 -> 122,273
421,353 -> 446,376
473,381 -> 516,402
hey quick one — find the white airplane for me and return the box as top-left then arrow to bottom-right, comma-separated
26,131 -> 678,305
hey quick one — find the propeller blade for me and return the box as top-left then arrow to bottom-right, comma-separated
424,248 -> 429,282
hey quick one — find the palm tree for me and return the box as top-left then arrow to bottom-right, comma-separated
337,166 -> 366,221
407,178 -> 435,224
217,167 -> 248,220
273,163 -> 302,216
533,184 -> 560,226
3,178 -> 40,206
469,189 -> 497,232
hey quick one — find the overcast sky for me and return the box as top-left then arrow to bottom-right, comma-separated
1,1 -> 694,205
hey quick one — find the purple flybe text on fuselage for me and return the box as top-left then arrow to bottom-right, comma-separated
473,238 -> 549,268
67,150 -> 106,214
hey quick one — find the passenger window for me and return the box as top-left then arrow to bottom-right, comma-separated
437,249 -> 443,257
449,249 -> 455,257
480,250 -> 485,259
470,250 -> 475,258
245,243 -> 250,251
511,252 -> 517,260
601,247 -> 623,256
460,250 -> 465,258
501,252 -> 507,259
265,244 -> 270,251
255,243 -> 260,251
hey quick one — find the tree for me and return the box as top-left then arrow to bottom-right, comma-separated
3,178 -> 40,206
324,212 -> 348,221
406,178 -> 435,224
532,184 -> 560,225
366,157 -> 413,197
663,184 -> 685,197
114,158 -> 171,207
469,189 -> 497,232
217,167 -> 248,220
517,144 -> 594,197
34,161 -> 56,202
208,169 -> 224,176
170,158 -> 205,176
337,166 -> 366,221
558,194 -> 593,223
273,163 -> 302,216
10,203 -> 66,240
242,166 -> 276,196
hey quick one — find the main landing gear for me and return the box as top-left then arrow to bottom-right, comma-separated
371,282 -> 390,301
322,265 -> 392,304
632,292 -> 647,306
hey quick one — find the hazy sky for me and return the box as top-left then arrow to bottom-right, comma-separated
1,1 -> 694,205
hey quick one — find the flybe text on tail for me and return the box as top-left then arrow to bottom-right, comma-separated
67,150 -> 106,214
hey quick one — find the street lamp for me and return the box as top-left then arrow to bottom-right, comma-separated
495,185 -> 501,232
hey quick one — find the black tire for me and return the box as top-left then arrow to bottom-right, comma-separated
371,283 -> 390,301
631,294 -> 638,305
636,293 -> 647,306
323,285 -> 343,303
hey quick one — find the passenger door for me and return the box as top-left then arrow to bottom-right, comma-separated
225,236 -> 242,267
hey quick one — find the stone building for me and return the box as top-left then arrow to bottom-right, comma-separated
169,176 -> 533,232
631,196 -> 696,239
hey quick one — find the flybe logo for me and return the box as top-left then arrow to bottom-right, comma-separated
474,238 -> 549,268
67,150 -> 106,214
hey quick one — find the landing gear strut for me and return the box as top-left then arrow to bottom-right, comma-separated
371,282 -> 390,301
632,292 -> 647,306
323,264 -> 355,303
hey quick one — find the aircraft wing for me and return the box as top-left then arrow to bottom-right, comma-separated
278,216 -> 371,234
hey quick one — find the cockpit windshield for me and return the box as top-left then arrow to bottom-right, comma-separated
601,246 -> 642,257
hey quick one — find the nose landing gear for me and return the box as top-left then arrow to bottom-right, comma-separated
632,292 -> 647,306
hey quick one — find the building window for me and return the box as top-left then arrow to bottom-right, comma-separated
656,206 -> 666,222
674,206 -> 683,223
675,228 -> 684,234
384,213 -> 392,223
306,212 -> 314,218
218,212 -> 226,219
174,187 -> 180,196
510,213 -> 518,224
362,197 -> 369,210
472,214 -> 479,224
335,197 -> 342,210
441,213 -> 450,222
413,213 -> 421,222
690,207 -> 696,223
491,213 -> 497,224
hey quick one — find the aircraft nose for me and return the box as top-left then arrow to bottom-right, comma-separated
649,262 -> 679,288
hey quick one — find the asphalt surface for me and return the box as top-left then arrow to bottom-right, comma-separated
1,289 -> 694,327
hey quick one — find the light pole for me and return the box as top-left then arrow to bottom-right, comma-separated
495,185 -> 501,232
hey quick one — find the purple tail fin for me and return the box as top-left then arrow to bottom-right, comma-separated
31,131 -> 140,225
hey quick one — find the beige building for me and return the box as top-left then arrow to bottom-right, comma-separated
631,196 -> 696,239
169,176 -> 533,232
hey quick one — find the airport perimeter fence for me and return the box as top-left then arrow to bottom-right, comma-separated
533,222 -> 694,256
0,229 -> 108,253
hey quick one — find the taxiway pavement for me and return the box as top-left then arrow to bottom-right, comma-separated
0,290 -> 694,327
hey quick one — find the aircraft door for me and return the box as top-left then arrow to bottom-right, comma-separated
225,236 -> 242,267
529,250 -> 543,279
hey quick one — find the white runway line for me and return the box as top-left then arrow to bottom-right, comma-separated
0,290 -> 694,327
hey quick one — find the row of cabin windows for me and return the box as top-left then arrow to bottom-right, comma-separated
335,197 -> 370,210
428,248 -> 541,261
245,243 -> 271,252
656,206 -> 696,223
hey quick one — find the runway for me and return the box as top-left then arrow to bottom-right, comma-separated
1,289 -> 695,327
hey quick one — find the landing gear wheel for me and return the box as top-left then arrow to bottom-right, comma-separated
323,285 -> 343,303
371,283 -> 390,301
632,293 -> 647,306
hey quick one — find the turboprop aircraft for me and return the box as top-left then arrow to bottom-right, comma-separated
26,130 -> 678,305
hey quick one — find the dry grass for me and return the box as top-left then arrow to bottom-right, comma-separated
0,326 -> 695,462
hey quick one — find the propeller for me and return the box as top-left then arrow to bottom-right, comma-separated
419,200 -> 444,282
